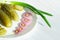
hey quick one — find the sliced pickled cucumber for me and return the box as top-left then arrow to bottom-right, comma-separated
1,4 -> 19,21
13,5 -> 24,11
0,26 -> 7,36
0,10 -> 12,28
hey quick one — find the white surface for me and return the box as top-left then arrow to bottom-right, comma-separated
0,0 -> 60,40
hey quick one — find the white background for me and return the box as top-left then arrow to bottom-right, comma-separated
0,0 -> 60,40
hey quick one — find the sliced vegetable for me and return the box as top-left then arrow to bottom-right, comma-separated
22,18 -> 30,22
14,27 -> 23,34
23,12 -> 31,17
0,9 -> 12,27
0,26 -> 7,36
20,22 -> 26,27
17,27 -> 23,31
1,4 -> 19,21
14,30 -> 19,34
14,5 -> 24,11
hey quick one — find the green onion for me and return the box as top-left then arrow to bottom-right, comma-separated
38,10 -> 53,16
11,1 -> 52,27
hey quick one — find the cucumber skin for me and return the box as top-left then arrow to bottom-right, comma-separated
0,27 -> 7,36
2,4 -> 19,21
0,10 -> 12,28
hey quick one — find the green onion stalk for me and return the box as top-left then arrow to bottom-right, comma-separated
11,1 -> 53,27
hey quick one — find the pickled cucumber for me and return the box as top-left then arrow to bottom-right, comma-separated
0,26 -> 7,36
0,10 -> 12,28
13,5 -> 24,11
1,4 -> 19,21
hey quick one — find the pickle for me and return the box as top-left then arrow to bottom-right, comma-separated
1,4 -> 19,21
0,26 -> 7,36
0,10 -> 12,28
13,5 -> 24,11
